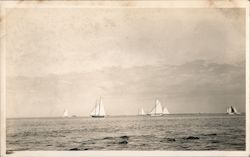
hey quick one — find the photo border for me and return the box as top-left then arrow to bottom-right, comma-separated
0,0 -> 249,157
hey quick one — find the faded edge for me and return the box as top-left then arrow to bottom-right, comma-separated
0,1 -> 249,157
0,4 -> 6,157
246,2 -> 250,156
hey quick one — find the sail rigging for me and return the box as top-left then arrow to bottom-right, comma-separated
90,97 -> 106,117
227,106 -> 240,115
150,99 -> 163,116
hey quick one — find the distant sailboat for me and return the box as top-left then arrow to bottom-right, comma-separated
138,108 -> 146,116
150,99 -> 163,116
90,97 -> 106,118
227,106 -> 240,115
63,109 -> 69,118
163,107 -> 170,115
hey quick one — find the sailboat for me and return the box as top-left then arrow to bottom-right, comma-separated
163,107 -> 170,115
227,106 -> 240,115
63,109 -> 69,118
150,99 -> 163,116
138,108 -> 146,116
90,97 -> 106,118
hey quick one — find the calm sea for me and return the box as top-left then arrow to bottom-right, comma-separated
7,114 -> 245,152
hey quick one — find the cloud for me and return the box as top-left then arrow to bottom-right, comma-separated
7,60 -> 245,117
6,8 -> 245,77
5,8 -> 245,117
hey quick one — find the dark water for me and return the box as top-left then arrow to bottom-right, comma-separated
7,114 -> 245,151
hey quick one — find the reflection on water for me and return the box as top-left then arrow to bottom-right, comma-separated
7,114 -> 245,151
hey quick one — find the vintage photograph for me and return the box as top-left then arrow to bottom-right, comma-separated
1,1 -> 248,155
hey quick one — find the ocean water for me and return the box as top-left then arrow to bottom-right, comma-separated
7,114 -> 245,151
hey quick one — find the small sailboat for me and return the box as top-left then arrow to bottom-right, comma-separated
63,109 -> 69,118
226,106 -> 240,115
163,107 -> 170,115
138,108 -> 146,116
90,97 -> 106,118
233,107 -> 240,114
150,99 -> 163,116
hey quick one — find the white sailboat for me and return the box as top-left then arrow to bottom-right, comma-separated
90,97 -> 106,118
163,107 -> 170,115
150,99 -> 163,116
226,106 -> 240,115
63,109 -> 69,117
233,107 -> 240,114
138,108 -> 146,116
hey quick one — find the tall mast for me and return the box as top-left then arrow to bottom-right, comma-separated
155,99 -> 157,115
95,99 -> 97,115
99,96 -> 101,115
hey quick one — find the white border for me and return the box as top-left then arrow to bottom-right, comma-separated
0,0 -> 249,157
0,3 -> 6,157
245,1 -> 249,155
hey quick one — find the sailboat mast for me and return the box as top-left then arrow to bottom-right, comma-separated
155,100 -> 157,115
95,100 -> 97,115
99,97 -> 101,115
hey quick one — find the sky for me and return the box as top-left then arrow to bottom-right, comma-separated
5,8 -> 246,117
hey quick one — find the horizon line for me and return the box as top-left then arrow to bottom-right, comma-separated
6,112 -> 246,119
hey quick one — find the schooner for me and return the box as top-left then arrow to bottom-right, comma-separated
150,99 -> 163,116
226,106 -> 240,115
90,97 -> 106,118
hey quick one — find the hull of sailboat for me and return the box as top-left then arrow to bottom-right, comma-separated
229,113 -> 240,115
227,112 -> 240,115
150,114 -> 163,117
91,115 -> 105,118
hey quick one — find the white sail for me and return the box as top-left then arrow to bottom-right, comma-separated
90,108 -> 96,116
227,106 -> 240,115
150,99 -> 163,116
141,108 -> 146,115
90,100 -> 99,116
90,97 -> 106,117
138,108 -> 146,115
155,99 -> 163,114
63,109 -> 69,117
227,106 -> 233,114
230,107 -> 233,113
233,107 -> 240,114
99,98 -> 106,116
163,107 -> 169,114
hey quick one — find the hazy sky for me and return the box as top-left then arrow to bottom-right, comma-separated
6,8 -> 246,117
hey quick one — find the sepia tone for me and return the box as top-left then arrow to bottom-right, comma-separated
0,0 -> 249,156
6,8 -> 245,118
